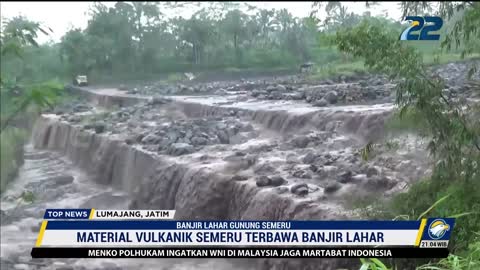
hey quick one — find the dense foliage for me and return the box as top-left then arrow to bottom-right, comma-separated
57,2 -> 327,78
3,2 -> 467,83
0,16 -> 64,192
329,1 -> 480,269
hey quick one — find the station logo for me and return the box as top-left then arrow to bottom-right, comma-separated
428,219 -> 450,240
400,16 -> 443,41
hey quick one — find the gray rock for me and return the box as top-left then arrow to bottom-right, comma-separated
270,176 -> 287,186
324,182 -> 342,193
141,133 -> 161,144
291,183 -> 309,196
256,176 -> 271,187
286,154 -> 299,164
214,89 -> 228,95
216,122 -> 227,129
395,160 -> 412,172
292,170 -> 312,179
217,130 -> 230,144
234,151 -> 246,156
266,85 -> 276,92
167,131 -> 178,143
366,166 -> 379,177
275,186 -> 290,194
313,98 -> 328,107
253,163 -> 276,175
251,90 -> 267,97
47,175 -> 74,186
85,122 -> 106,134
309,164 -> 318,172
125,136 -> 135,145
289,92 -> 304,100
324,91 -> 338,104
352,174 -> 368,182
365,90 -> 377,100
73,104 -> 91,112
231,175 -> 248,181
149,96 -> 169,105
134,133 -> 145,143
67,115 -> 82,123
199,155 -> 211,161
191,136 -> 208,146
268,91 -> 282,99
168,143 -> 194,156
324,79 -> 334,85
338,171 -> 353,183
292,136 -> 310,148
226,126 -> 239,137
277,84 -> 287,92
302,152 -> 318,164
364,176 -> 397,190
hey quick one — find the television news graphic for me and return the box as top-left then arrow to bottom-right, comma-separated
32,209 -> 455,258
400,16 -> 443,40
43,209 -> 176,220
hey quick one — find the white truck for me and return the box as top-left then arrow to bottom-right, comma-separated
73,75 -> 88,86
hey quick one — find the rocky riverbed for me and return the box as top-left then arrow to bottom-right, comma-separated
117,59 -> 479,108
45,59 -> 480,207
1,59 -> 478,270
51,93 -> 431,208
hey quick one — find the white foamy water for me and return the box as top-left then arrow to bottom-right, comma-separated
169,95 -> 395,114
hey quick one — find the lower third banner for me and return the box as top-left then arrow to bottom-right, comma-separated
31,247 -> 449,258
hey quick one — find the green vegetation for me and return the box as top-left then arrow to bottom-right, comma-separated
56,2 -> 323,82
0,128 -> 27,192
7,2 -> 460,84
324,1 -> 480,269
2,2 -> 474,85
19,190 -> 35,204
0,15 -> 64,193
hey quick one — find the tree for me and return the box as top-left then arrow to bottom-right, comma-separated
333,1 -> 480,260
223,9 -> 249,62
255,9 -> 276,49
59,29 -> 93,76
1,17 -> 63,133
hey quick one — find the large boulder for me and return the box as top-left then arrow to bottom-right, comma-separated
290,183 -> 309,196
191,136 -> 208,146
292,136 -> 311,148
84,122 -> 106,134
141,133 -> 161,145
324,91 -> 338,104
167,143 -> 194,156
313,98 -> 328,107
276,84 -> 287,92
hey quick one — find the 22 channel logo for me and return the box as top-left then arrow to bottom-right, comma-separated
400,16 -> 443,41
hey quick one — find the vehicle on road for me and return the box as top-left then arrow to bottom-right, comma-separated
73,75 -> 88,86
299,62 -> 314,73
